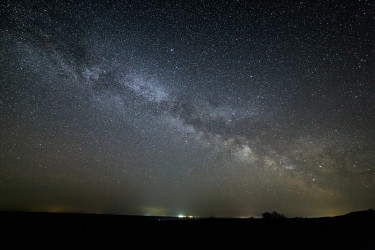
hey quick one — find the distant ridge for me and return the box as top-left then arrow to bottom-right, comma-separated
343,209 -> 375,218
1,208 -> 374,219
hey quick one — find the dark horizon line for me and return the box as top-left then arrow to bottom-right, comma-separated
1,208 -> 374,220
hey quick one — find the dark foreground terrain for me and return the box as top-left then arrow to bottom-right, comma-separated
1,209 -> 374,247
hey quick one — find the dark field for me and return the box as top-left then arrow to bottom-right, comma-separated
1,209 -> 374,247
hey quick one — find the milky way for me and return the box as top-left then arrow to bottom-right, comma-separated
1,0 -> 374,217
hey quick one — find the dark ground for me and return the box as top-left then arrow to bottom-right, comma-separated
1,209 -> 374,248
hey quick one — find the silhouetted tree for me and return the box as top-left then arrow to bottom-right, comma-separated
262,211 -> 285,219
262,212 -> 271,219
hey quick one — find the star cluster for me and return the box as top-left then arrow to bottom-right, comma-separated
0,0 -> 374,217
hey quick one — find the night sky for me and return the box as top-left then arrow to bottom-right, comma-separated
1,0 -> 374,218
